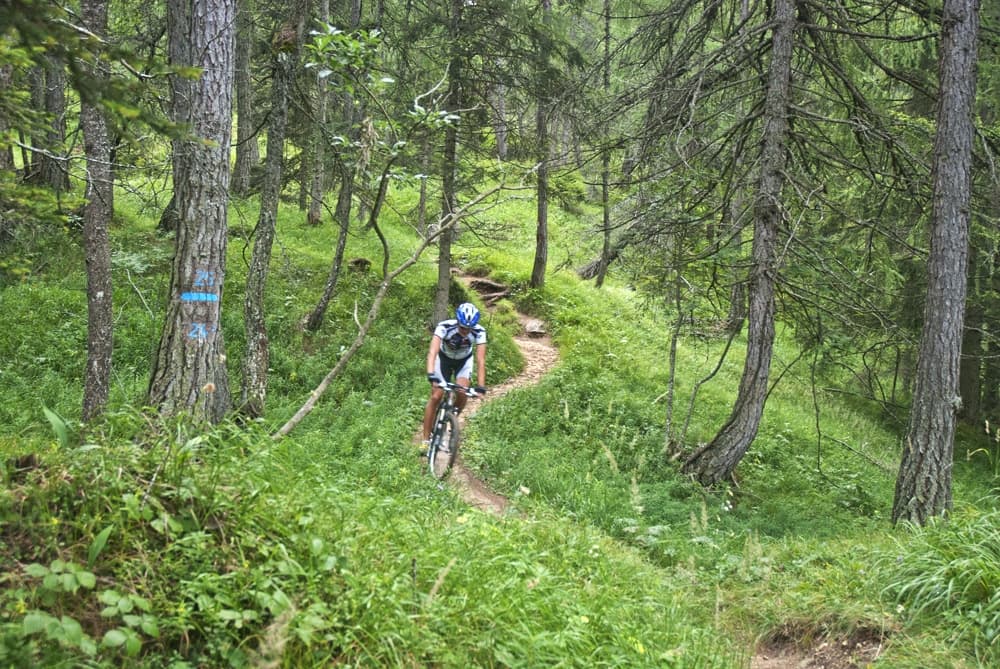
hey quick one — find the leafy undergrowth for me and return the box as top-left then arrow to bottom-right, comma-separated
1,410 -> 739,667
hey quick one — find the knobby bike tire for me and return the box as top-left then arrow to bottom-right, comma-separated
428,412 -> 460,479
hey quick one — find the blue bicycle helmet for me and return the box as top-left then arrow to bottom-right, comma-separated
456,302 -> 480,327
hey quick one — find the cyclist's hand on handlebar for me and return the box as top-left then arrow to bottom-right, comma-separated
427,373 -> 439,385
474,386 -> 487,396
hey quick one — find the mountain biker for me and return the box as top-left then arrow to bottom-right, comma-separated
421,302 -> 487,448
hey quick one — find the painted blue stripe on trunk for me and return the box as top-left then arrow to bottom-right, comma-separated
180,292 -> 219,302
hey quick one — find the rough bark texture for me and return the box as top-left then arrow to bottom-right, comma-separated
306,0 -> 331,226
682,0 -> 794,486
80,0 -> 113,422
529,0 -> 552,290
893,0 -> 979,525
231,0 -> 260,197
148,0 -> 236,423
241,8 -> 307,417
41,56 -> 70,192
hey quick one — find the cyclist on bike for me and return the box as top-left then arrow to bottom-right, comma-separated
421,302 -> 487,448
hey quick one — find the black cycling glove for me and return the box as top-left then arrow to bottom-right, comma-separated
474,386 -> 487,395
427,373 -> 438,385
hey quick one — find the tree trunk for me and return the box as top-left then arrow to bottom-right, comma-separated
42,56 -> 70,193
417,135 -> 431,236
433,0 -> 464,325
306,20 -> 329,225
682,0 -> 795,486
148,0 -> 236,423
983,250 -> 1000,417
0,65 -> 13,171
893,0 -> 979,525
24,65 -> 45,181
305,170 -> 353,331
80,0 -> 113,422
529,0 -> 552,290
492,78 -> 508,160
725,190 -> 747,333
595,0 -> 611,289
231,0 -> 260,197
959,244 -> 981,423
241,9 -> 307,417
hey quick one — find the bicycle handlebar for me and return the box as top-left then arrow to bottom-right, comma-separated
433,380 -> 484,397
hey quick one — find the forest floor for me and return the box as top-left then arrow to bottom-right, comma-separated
426,276 -> 885,669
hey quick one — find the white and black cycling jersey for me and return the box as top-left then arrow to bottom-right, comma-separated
434,319 -> 486,359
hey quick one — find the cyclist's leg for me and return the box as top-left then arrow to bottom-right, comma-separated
422,356 -> 446,440
453,356 -> 474,413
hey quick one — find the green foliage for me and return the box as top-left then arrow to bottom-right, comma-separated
0,168 -> 994,668
878,503 -> 1000,665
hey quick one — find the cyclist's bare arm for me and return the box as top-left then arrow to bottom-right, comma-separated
426,335 -> 443,381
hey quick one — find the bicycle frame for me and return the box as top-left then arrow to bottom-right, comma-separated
427,382 -> 478,478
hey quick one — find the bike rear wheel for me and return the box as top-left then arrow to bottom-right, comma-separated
428,412 -> 460,479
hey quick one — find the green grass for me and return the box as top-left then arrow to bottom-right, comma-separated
1,179 -> 998,667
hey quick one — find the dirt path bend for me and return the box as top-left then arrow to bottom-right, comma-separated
448,312 -> 559,515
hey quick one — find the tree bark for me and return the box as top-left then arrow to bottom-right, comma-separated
306,0 -> 330,227
492,76 -> 508,161
893,0 -> 979,525
41,55 -> 70,193
433,0 -> 464,325
682,0 -> 795,486
305,170 -> 353,331
0,65 -> 14,171
148,0 -> 236,423
241,8 -> 307,417
80,0 -> 113,422
595,0 -> 611,289
959,243 -> 981,423
231,0 -> 260,197
529,0 -> 552,290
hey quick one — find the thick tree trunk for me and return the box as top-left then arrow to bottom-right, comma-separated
80,0 -> 113,422
148,0 -> 236,423
231,0 -> 260,197
893,0 -> 979,525
682,0 -> 795,486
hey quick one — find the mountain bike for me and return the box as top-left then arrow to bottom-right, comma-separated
427,382 -> 481,479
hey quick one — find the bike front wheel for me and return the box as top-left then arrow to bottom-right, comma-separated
428,412 -> 460,479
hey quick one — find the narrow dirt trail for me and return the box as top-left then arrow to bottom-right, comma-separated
425,281 -> 886,668
448,312 -> 559,514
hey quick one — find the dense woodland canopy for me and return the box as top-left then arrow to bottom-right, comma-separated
2,0 -> 999,514
4,0 -> 1000,665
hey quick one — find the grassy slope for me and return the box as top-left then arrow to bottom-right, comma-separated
0,182 -> 997,667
